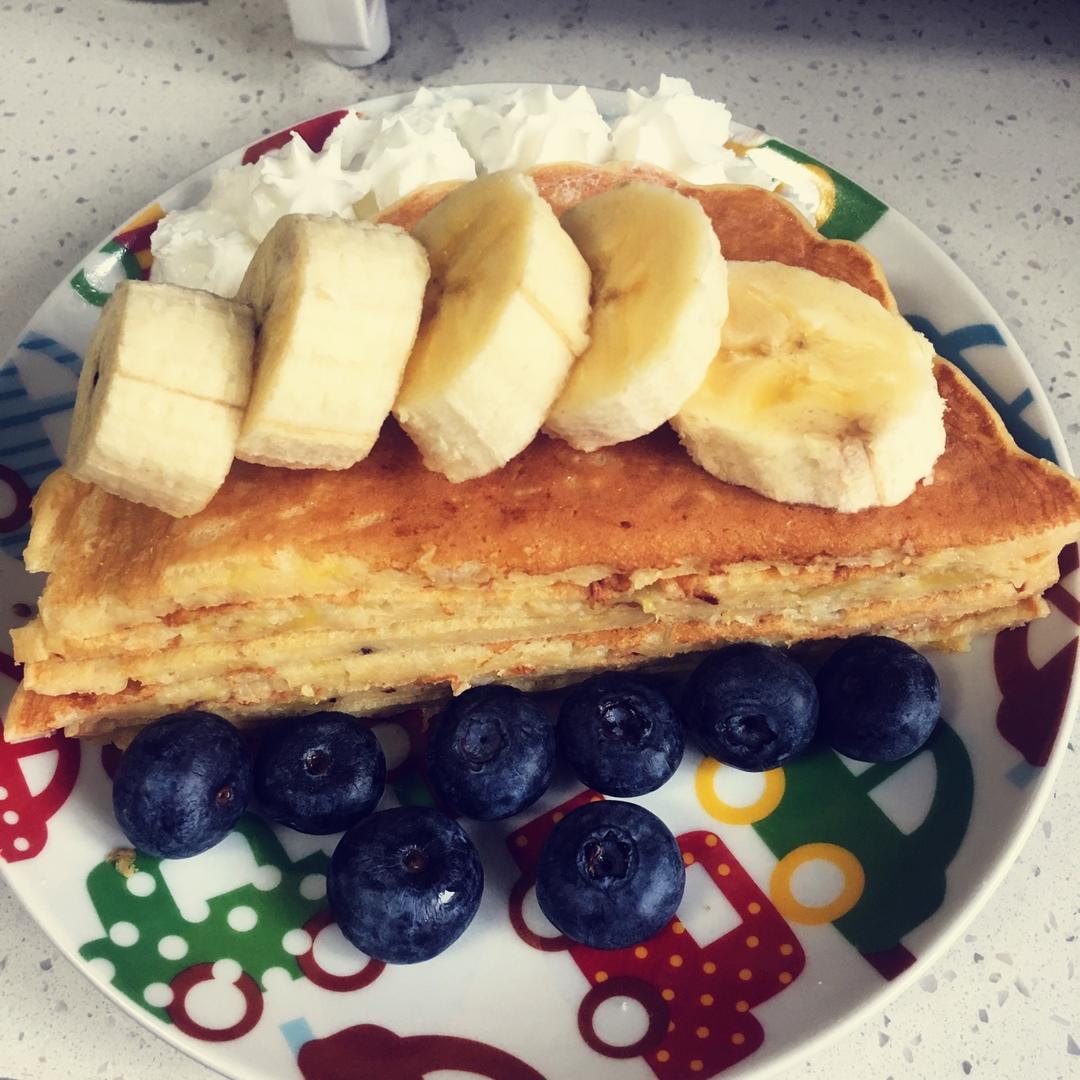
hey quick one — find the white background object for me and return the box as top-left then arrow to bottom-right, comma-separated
283,0 -> 391,67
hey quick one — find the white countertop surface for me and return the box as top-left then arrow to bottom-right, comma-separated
1,1 -> 1079,1077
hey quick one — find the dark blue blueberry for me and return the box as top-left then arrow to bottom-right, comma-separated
557,675 -> 684,796
816,636 -> 941,762
536,800 -> 684,949
682,643 -> 818,771
426,686 -> 555,820
112,711 -> 252,859
328,806 -> 483,964
254,712 -> 385,834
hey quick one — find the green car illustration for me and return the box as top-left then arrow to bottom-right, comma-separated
80,814 -> 383,1041
696,720 -> 973,978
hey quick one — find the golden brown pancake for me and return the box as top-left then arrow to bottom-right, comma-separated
7,164 -> 1080,743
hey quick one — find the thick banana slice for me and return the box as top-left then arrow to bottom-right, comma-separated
394,171 -> 591,482
673,261 -> 945,512
66,280 -> 253,517
545,182 -> 727,451
236,214 -> 429,470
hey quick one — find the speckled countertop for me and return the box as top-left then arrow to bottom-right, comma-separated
1,1 -> 1078,1077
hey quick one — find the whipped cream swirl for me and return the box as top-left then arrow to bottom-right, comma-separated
342,88 -> 478,211
151,78 -> 818,298
461,85 -> 612,171
611,75 -> 771,190
151,133 -> 371,297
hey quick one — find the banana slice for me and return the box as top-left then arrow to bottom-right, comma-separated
394,171 -> 591,482
66,280 -> 254,517
236,214 -> 430,470
545,182 -> 727,451
673,261 -> 945,512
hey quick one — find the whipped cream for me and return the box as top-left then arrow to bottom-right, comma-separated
743,144 -> 823,223
354,88 -> 477,211
461,85 -> 612,172
151,132 -> 370,297
611,75 -> 773,191
250,135 -> 373,232
151,78 -> 818,298
151,89 -> 478,296
149,210 -> 256,299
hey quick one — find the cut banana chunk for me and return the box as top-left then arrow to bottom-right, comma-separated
546,182 -> 728,451
395,171 -> 592,482
66,280 -> 254,518
673,261 -> 945,512
236,214 -> 430,470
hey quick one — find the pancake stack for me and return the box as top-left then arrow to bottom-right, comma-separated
7,168 -> 1080,744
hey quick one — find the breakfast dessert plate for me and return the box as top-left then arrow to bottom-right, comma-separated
1,84 -> 1077,1080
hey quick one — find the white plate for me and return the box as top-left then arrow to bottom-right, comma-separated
1,85 -> 1077,1080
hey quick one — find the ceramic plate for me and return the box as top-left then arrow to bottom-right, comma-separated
1,85 -> 1077,1080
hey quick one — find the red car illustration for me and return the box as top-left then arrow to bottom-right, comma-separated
996,543 -> 1080,771
0,648 -> 80,863
290,1020 -> 546,1080
507,791 -> 804,1078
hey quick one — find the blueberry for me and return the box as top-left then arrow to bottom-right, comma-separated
682,643 -> 818,771
427,686 -> 555,820
328,806 -> 483,963
536,800 -> 684,949
254,712 -> 385,834
112,711 -> 252,859
816,636 -> 941,762
557,675 -> 683,796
